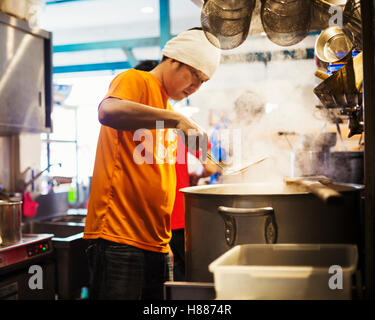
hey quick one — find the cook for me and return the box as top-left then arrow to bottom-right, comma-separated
132,57 -> 220,282
83,29 -> 221,300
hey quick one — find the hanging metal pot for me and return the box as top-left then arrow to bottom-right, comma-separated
261,0 -> 313,46
201,0 -> 256,49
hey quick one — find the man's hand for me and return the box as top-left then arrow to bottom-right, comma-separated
176,114 -> 208,162
203,151 -> 222,175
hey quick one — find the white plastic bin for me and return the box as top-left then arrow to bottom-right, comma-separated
209,244 -> 358,300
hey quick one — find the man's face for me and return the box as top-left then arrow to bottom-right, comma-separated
163,60 -> 209,101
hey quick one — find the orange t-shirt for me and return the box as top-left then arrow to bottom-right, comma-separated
83,69 -> 177,253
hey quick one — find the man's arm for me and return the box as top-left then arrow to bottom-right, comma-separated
98,97 -> 179,130
99,97 -> 208,150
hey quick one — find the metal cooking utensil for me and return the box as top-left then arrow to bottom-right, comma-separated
206,152 -> 225,170
261,0 -> 312,46
315,26 -> 353,63
206,153 -> 268,176
313,52 -> 363,109
223,157 -> 268,176
201,0 -> 256,50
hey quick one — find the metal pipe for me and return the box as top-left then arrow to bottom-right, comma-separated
22,163 -> 62,190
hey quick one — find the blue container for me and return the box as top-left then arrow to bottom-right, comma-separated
327,63 -> 346,73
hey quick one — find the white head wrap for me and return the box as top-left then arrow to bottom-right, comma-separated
162,29 -> 221,79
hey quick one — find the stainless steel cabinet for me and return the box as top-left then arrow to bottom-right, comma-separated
0,12 -> 52,135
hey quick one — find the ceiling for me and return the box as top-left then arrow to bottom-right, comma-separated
40,0 -> 202,74
40,0 -> 319,77
41,0 -> 201,33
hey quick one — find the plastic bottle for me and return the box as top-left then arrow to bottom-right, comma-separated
67,181 -> 77,205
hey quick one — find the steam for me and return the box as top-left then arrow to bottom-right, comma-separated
190,57 -> 355,184
219,84 -> 331,183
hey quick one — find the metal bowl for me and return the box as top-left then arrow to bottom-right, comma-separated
315,26 -> 353,63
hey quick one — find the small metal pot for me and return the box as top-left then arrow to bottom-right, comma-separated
0,200 -> 23,246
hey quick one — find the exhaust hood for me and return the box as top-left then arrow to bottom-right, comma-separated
0,11 -> 52,136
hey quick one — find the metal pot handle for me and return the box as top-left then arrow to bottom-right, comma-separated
218,206 -> 278,247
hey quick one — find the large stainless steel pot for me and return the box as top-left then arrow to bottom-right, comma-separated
181,182 -> 363,282
0,200 -> 23,246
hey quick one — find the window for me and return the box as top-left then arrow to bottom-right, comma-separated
40,75 -> 110,200
41,105 -> 78,191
